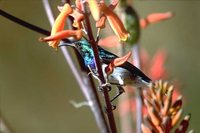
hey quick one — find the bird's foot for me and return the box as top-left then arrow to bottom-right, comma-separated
104,104 -> 117,113
88,71 -> 98,77
87,65 -> 101,81
98,82 -> 112,92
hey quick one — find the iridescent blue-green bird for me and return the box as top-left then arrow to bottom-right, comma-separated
59,39 -> 151,87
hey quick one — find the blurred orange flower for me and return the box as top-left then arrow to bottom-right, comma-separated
118,49 -> 182,122
140,49 -> 168,80
140,12 -> 173,28
86,0 -> 100,21
98,35 -> 119,48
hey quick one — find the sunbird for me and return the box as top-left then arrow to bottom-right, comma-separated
59,39 -> 152,103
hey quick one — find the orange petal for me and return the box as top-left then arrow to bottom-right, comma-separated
147,12 -> 173,23
40,30 -> 82,48
172,109 -> 183,126
58,6 -> 83,29
112,51 -> 131,66
162,87 -> 173,116
96,15 -> 106,28
48,4 -> 73,48
105,51 -> 131,75
96,0 -> 118,29
51,4 -> 73,35
69,9 -> 84,24
99,2 -> 129,41
141,12 -> 173,28
86,0 -> 100,21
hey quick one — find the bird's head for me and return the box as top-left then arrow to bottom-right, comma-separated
59,40 -> 92,53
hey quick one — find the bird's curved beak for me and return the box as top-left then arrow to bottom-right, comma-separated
58,41 -> 75,47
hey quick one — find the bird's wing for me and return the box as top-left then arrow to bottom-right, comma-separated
98,46 -> 151,83
98,46 -> 118,64
120,62 -> 151,83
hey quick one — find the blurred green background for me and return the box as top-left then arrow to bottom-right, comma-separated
0,0 -> 200,133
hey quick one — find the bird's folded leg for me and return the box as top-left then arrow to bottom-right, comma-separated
87,65 -> 100,82
110,86 -> 125,103
88,65 -> 112,92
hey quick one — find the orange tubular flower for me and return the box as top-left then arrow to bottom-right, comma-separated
69,9 -> 84,29
99,2 -> 129,41
105,51 -> 132,75
86,0 -> 100,21
96,0 -> 118,29
48,4 -> 73,48
147,12 -> 173,23
40,30 -> 82,44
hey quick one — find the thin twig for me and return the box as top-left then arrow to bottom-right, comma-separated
42,0 -> 110,133
0,9 -> 50,36
81,2 -> 117,133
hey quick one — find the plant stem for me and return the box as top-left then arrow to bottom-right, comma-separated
81,3 -> 117,133
132,44 -> 142,133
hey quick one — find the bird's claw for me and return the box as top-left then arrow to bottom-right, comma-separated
87,65 -> 101,81
98,82 -> 112,92
111,105 -> 116,110
101,82 -> 112,88
104,104 -> 117,113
